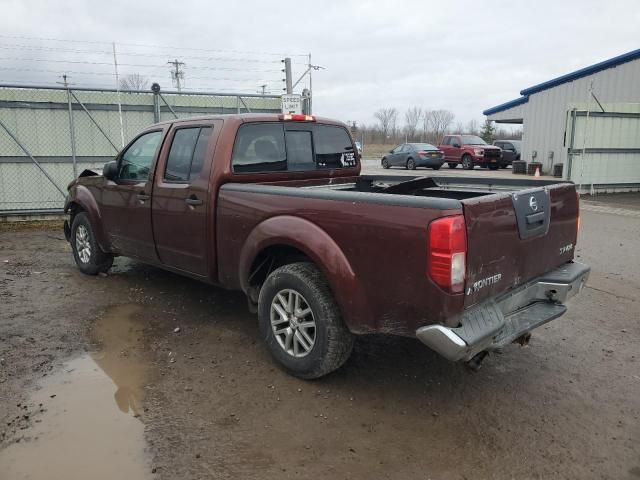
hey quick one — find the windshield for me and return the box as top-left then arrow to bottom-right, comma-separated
511,140 -> 522,152
411,143 -> 438,150
461,135 -> 487,145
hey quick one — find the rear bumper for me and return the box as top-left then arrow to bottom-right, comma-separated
415,156 -> 445,167
416,261 -> 590,361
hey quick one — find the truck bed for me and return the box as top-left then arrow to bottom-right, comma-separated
218,174 -> 579,335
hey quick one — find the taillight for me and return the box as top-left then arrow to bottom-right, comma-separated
279,114 -> 315,121
428,215 -> 467,294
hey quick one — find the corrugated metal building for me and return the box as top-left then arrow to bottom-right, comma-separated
484,48 -> 640,192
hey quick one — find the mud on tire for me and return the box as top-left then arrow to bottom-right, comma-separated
71,212 -> 113,275
258,262 -> 354,379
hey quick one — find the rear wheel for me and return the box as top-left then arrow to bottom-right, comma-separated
448,162 -> 457,169
432,164 -> 441,170
258,262 -> 354,379
71,212 -> 113,275
381,157 -> 390,169
462,154 -> 474,170
407,158 -> 416,170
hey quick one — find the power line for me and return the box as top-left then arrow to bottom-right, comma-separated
0,34 -> 308,57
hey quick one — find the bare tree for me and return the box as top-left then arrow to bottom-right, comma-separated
374,107 -> 398,141
454,121 -> 464,134
403,106 -> 423,141
466,119 -> 479,135
119,73 -> 149,91
423,109 -> 455,144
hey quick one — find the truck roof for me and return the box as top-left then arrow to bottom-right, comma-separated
149,113 -> 347,129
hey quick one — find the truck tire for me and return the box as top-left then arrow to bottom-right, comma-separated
462,154 -> 474,170
488,163 -> 499,170
407,158 -> 416,170
448,162 -> 457,169
71,212 -> 113,275
381,157 -> 390,169
258,262 -> 354,379
432,164 -> 441,170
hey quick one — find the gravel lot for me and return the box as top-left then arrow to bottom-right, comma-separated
0,190 -> 639,479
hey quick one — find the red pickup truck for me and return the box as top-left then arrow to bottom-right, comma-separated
438,134 -> 504,170
64,114 -> 589,378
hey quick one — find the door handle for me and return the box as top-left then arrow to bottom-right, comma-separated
185,196 -> 203,206
136,192 -> 150,201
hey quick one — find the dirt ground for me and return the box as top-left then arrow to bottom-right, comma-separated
1,198 -> 639,479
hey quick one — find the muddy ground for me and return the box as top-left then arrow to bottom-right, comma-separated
0,200 -> 639,480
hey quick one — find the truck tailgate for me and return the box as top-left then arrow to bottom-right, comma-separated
462,183 -> 579,307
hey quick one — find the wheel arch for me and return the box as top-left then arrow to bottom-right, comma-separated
65,185 -> 110,252
239,215 -> 360,330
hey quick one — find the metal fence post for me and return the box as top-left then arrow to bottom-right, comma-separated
152,83 -> 161,123
67,88 -> 78,178
236,96 -> 240,114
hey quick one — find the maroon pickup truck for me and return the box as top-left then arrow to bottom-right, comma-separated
64,113 -> 589,378
438,134 -> 504,170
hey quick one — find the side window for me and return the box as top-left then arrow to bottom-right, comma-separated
441,137 -> 450,146
189,127 -> 212,181
313,125 -> 355,168
504,143 -> 514,151
164,127 -> 213,183
119,131 -> 162,181
232,124 -> 286,173
392,145 -> 404,154
285,131 -> 314,170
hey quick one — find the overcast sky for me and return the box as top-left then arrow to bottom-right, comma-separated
1,0 -> 638,128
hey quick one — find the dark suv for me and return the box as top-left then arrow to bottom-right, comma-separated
493,139 -> 521,167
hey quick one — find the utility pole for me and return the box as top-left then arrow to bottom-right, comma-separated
58,74 -> 78,178
258,84 -> 268,95
168,59 -> 185,92
282,57 -> 293,94
112,42 -> 125,148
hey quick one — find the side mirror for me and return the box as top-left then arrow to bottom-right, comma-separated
103,160 -> 118,181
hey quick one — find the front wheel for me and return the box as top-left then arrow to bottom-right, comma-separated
432,164 -> 442,170
407,158 -> 416,170
381,157 -> 390,169
488,163 -> 500,170
258,262 -> 354,379
462,155 -> 474,170
71,212 -> 113,275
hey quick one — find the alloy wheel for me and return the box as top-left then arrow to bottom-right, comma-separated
270,289 -> 316,358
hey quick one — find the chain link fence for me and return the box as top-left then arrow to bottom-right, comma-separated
0,84 -> 281,215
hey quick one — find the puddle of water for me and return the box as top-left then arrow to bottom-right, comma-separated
0,304 -> 153,480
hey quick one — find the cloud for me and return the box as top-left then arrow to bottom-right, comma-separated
0,0 -> 638,127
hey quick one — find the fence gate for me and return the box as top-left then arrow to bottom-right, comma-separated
566,106 -> 640,193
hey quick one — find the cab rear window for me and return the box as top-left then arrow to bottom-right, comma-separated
232,123 -> 356,174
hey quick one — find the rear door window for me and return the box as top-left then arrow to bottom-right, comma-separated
232,122 -> 356,173
164,127 -> 213,183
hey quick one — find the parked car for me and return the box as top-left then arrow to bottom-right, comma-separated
354,141 -> 362,155
493,139 -> 521,167
64,113 -> 589,379
381,143 -> 445,170
438,134 -> 503,170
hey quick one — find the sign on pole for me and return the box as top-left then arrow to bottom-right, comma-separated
281,94 -> 302,114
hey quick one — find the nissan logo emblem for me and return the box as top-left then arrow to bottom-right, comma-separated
529,196 -> 538,212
